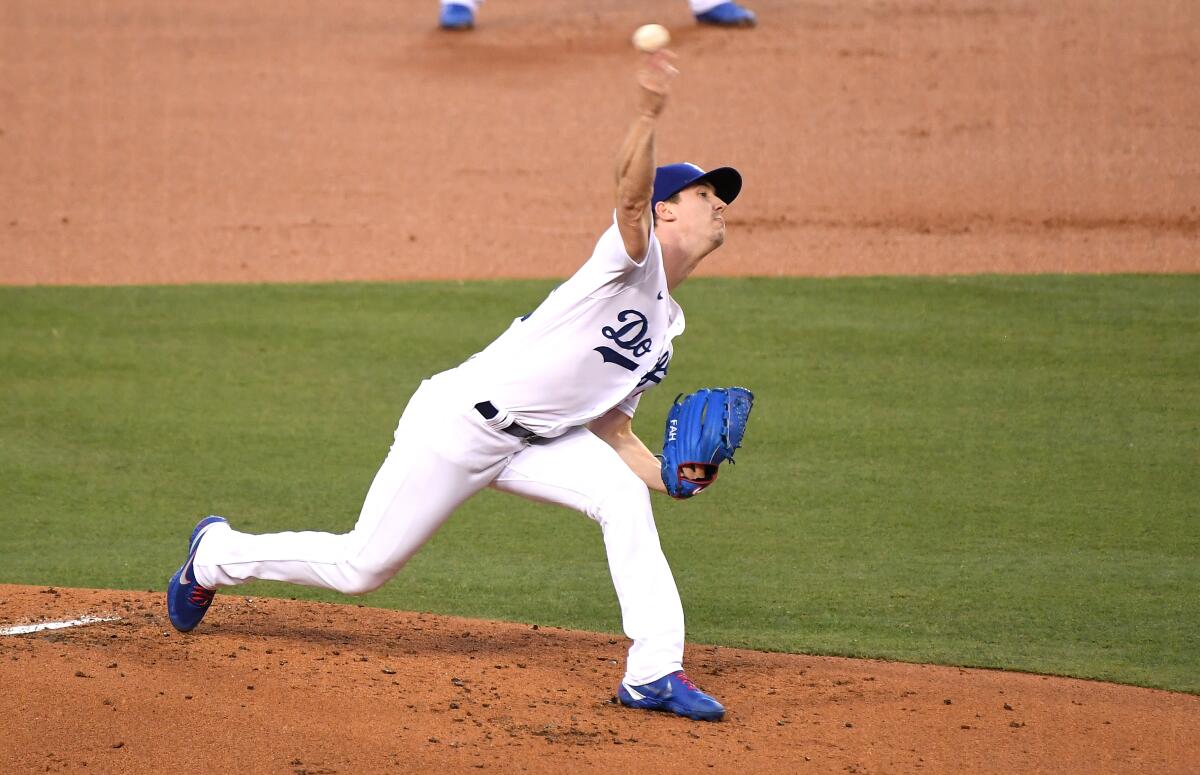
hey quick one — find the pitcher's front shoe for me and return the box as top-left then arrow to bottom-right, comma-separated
167,515 -> 227,632
617,671 -> 725,721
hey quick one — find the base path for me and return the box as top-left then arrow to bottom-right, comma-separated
1,586 -> 1197,774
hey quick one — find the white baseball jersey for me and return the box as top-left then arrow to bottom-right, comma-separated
195,211 -> 694,687
446,213 -> 685,437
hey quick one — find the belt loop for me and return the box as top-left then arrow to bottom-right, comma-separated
474,400 -> 545,443
474,400 -> 511,431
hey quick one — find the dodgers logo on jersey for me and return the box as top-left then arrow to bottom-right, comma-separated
595,309 -> 653,371
637,350 -> 671,387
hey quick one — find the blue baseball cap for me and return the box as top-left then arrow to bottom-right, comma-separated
652,163 -> 742,208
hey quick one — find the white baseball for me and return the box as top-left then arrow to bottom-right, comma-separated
632,24 -> 671,53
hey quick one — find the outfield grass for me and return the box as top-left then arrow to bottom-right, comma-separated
2,276 -> 1197,692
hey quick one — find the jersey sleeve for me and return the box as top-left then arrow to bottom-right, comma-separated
569,215 -> 658,302
614,391 -> 642,419
598,212 -> 656,269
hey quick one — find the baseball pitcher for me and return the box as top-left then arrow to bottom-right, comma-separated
168,49 -> 754,722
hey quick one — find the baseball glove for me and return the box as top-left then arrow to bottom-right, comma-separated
660,387 -> 754,499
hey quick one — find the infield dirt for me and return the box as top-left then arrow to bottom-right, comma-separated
1,0 -> 1198,772
1,0 -> 1197,285
3,586 -> 1199,774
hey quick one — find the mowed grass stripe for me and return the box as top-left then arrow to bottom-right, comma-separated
1,276 -> 1196,692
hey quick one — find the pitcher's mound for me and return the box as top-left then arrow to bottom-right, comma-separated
1,585 -> 1195,773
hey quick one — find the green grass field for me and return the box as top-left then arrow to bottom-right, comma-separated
2,276 -> 1197,692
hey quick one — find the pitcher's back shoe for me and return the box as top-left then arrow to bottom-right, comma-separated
695,2 -> 757,27
167,515 -> 227,632
617,671 -> 725,721
439,3 -> 475,30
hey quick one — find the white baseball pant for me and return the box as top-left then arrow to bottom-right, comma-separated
192,378 -> 685,685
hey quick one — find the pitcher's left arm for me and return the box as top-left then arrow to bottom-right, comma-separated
588,407 -> 668,494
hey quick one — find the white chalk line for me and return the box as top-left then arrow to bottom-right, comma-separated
0,615 -> 121,636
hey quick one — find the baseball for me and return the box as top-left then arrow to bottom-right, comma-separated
632,24 -> 671,53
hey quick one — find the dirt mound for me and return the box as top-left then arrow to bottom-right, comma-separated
1,585 -> 1196,773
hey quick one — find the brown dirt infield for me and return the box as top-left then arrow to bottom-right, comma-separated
1,0 -> 1197,285
3,586 -> 1198,774
1,0 -> 1198,773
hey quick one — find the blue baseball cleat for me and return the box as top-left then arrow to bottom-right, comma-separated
617,671 -> 726,721
439,3 -> 475,30
695,2 -> 757,27
167,515 -> 228,632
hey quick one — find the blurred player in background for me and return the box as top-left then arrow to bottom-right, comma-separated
438,0 -> 756,31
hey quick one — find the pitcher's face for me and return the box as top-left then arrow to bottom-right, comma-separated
672,182 -> 727,247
